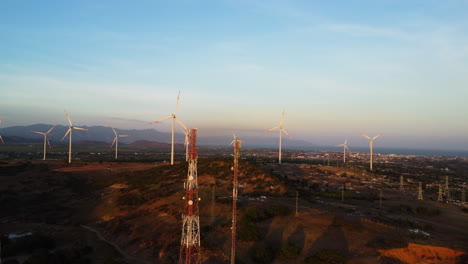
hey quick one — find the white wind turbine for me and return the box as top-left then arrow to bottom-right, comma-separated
360,133 -> 383,170
337,138 -> 351,163
265,110 -> 292,164
61,111 -> 88,164
111,127 -> 129,160
32,125 -> 56,160
0,118 -> 4,144
150,91 -> 187,165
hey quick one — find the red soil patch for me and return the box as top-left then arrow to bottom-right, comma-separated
378,243 -> 465,264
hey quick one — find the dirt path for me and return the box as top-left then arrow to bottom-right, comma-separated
81,225 -> 152,264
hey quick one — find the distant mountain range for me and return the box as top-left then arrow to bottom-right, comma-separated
0,124 -> 314,148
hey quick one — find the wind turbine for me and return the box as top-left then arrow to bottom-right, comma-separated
32,125 -> 56,160
61,111 -> 88,164
150,91 -> 187,165
111,127 -> 129,160
337,138 -> 351,163
0,118 -> 4,144
265,110 -> 292,164
360,133 -> 383,170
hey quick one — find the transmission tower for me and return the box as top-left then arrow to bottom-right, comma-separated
210,183 -> 215,226
462,186 -> 465,206
179,129 -> 201,264
295,190 -> 299,216
230,135 -> 242,264
400,176 -> 404,192
418,182 -> 423,200
341,184 -> 344,204
438,184 -> 443,202
444,176 -> 450,202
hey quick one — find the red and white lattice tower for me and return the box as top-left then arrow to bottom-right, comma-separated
230,135 -> 242,264
179,129 -> 201,264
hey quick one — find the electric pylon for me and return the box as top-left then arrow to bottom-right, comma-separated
231,135 -> 242,264
438,184 -> 443,202
418,182 -> 423,200
462,186 -> 465,206
341,184 -> 344,204
179,129 -> 201,264
400,176 -> 404,192
444,176 -> 450,202
295,190 -> 299,216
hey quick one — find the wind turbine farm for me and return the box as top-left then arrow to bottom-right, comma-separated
1,1 -> 468,264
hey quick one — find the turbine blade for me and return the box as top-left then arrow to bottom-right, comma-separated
64,110 -> 73,126
337,144 -> 345,147
112,127 -> 117,136
345,145 -> 351,152
282,129 -> 292,138
372,133 -> 383,140
280,109 -> 285,125
173,90 -> 180,115
150,115 -> 172,124
111,137 -> 117,147
47,138 -> 52,148
184,134 -> 189,147
32,131 -> 45,135
61,129 -> 71,141
344,138 -> 348,145
46,125 -> 56,134
360,133 -> 371,140
73,127 -> 88,131
0,136 -> 4,144
264,126 -> 280,133
119,135 -> 129,137
175,118 -> 188,131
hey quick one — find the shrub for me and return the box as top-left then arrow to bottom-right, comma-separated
252,245 -> 275,264
279,242 -> 301,259
303,249 -> 345,264
117,193 -> 146,206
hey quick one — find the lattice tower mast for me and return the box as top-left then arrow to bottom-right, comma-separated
179,129 -> 201,264
438,184 -> 443,202
445,176 -> 450,201
231,136 -> 241,264
418,182 -> 423,200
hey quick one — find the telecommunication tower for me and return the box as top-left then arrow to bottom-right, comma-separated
400,176 -> 404,192
462,186 -> 465,206
438,184 -> 443,202
418,182 -> 423,200
179,129 -> 201,264
295,190 -> 299,216
230,135 -> 242,264
444,176 -> 450,201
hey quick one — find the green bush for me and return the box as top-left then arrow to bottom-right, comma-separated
252,245 -> 275,264
117,193 -> 146,206
279,242 -> 301,259
303,249 -> 345,264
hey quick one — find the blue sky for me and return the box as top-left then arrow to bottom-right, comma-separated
1,0 -> 467,150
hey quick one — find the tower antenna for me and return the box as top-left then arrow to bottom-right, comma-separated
179,129 -> 201,264
230,134 -> 242,264
418,182 -> 423,200
444,176 -> 450,202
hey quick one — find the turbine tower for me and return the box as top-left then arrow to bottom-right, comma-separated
110,127 -> 129,160
61,111 -> 88,164
179,129 -> 201,264
32,125 -> 56,160
337,138 -> 351,163
444,176 -> 450,202
230,134 -> 242,264
265,109 -> 291,164
150,91 -> 187,165
360,133 -> 382,171
0,118 -> 5,144
438,184 -> 443,202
